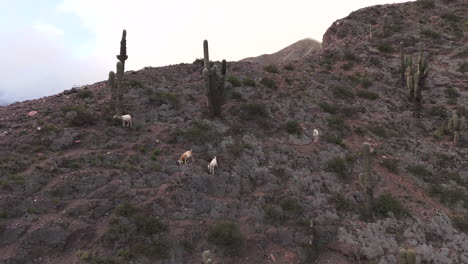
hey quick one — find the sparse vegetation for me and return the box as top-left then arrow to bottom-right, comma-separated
241,102 -> 269,120
407,164 -> 432,180
77,89 -> 93,99
421,29 -> 441,39
264,204 -> 284,222
325,156 -> 348,179
377,43 -> 394,53
444,87 -> 460,98
208,221 -> 244,256
227,76 -> 241,87
264,64 -> 279,74
242,78 -> 256,87
283,64 -> 295,71
129,79 -> 145,89
453,216 -> 468,234
331,85 -> 354,99
417,0 -> 435,9
356,90 -> 379,100
317,102 -> 339,114
62,105 -> 96,126
374,193 -> 408,218
381,159 -> 400,174
458,62 -> 468,74
280,196 -> 301,214
229,143 -> 252,156
285,120 -> 302,135
260,77 -> 277,89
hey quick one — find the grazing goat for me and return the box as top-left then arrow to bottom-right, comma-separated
207,156 -> 218,174
178,149 -> 194,164
113,114 -> 133,127
313,129 -> 320,143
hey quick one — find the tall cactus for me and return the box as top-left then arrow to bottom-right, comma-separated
400,42 -> 405,87
117,30 -> 128,70
203,40 -> 226,116
115,61 -> 125,115
108,71 -> 117,110
400,249 -> 416,264
405,44 -> 429,104
359,143 -> 374,218
448,107 -> 466,147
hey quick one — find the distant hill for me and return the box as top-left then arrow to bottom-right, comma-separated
240,38 -> 321,64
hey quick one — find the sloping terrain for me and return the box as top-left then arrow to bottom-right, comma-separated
0,0 -> 467,263
240,38 -> 321,65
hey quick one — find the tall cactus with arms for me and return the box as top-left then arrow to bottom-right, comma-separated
203,40 -> 226,116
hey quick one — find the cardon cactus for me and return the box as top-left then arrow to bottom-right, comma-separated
108,71 -> 116,99
400,248 -> 416,264
448,107 -> 466,147
405,44 -> 429,105
115,61 -> 125,115
117,30 -> 128,69
400,42 -> 405,87
203,40 -> 226,116
359,142 -> 374,217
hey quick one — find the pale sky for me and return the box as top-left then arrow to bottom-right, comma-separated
0,0 -> 410,105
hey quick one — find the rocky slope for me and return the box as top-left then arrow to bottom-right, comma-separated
0,0 -> 467,264
240,38 -> 321,65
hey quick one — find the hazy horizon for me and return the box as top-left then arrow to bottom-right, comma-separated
0,0 -> 410,105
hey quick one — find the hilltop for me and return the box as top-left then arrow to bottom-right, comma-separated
240,38 -> 321,65
0,0 -> 467,263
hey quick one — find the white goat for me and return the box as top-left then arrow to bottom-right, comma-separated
178,149 -> 194,165
313,129 -> 320,143
113,114 -> 133,127
207,156 -> 218,174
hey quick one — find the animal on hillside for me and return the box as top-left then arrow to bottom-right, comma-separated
207,156 -> 218,174
313,129 -> 320,143
113,114 -> 133,127
178,149 -> 194,165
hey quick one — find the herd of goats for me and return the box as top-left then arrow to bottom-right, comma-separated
108,30 -> 321,175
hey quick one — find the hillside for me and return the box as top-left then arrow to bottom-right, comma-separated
1,0 -> 467,263
240,38 -> 321,65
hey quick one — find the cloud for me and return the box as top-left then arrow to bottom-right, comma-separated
32,22 -> 64,36
0,26 -> 107,104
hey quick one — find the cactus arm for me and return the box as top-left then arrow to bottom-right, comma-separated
203,40 -> 209,69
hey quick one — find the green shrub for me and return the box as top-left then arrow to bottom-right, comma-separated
417,0 -> 435,9
331,85 -> 354,99
228,143 -> 252,156
354,127 -> 367,135
183,121 -> 214,141
77,89 -> 93,99
115,202 -> 138,217
230,91 -> 244,101
324,134 -> 346,148
356,90 -> 379,100
429,185 -> 466,206
264,204 -> 283,221
453,216 -> 468,234
285,120 -> 302,135
180,240 -> 194,253
283,64 -> 295,71
149,91 -> 180,110
421,29 -> 441,39
242,78 -> 256,87
260,77 -> 277,89
133,214 -> 165,234
208,221 -> 244,256
444,87 -> 460,98
327,115 -> 346,132
344,50 -> 358,61
377,43 -> 394,53
317,102 -> 339,114
62,105 -> 96,126
325,156 -> 348,179
368,126 -> 387,138
458,62 -> 468,74
264,64 -> 279,74
129,79 -> 145,88
331,193 -> 353,211
381,159 -> 400,174
374,193 -> 408,218
227,76 -> 241,87
241,103 -> 268,120
441,13 -> 459,22
279,196 -> 300,214
117,249 -> 133,260
341,62 -> 354,71
135,239 -> 169,259
407,164 -> 432,180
